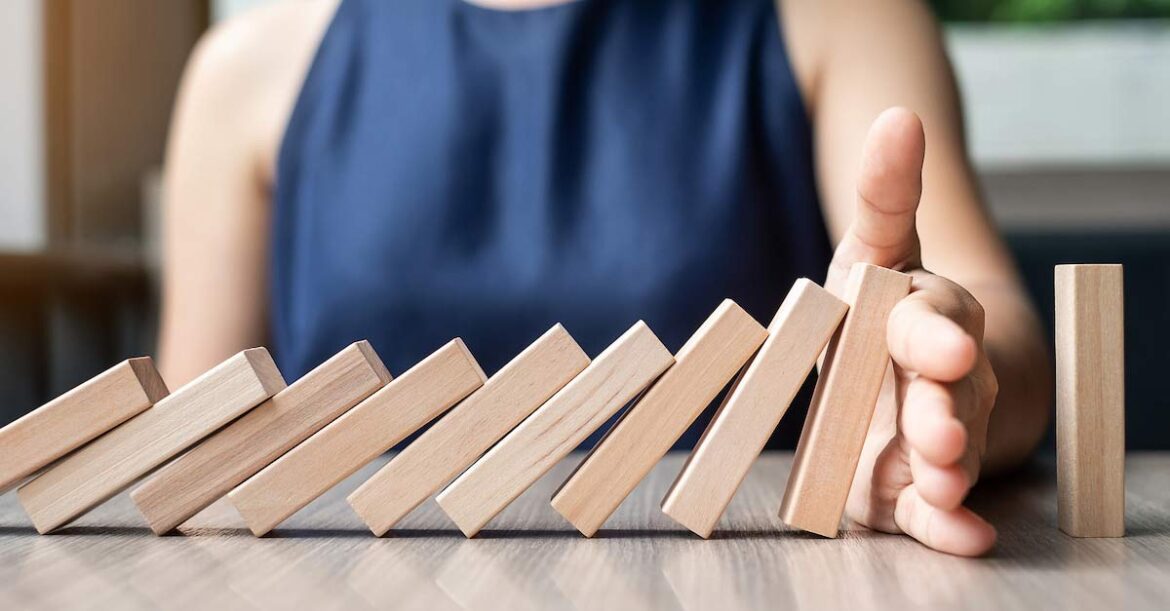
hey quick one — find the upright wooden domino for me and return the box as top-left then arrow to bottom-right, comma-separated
1056,264 -> 1125,537
17,349 -> 285,533
0,358 -> 168,493
131,341 -> 391,534
779,263 -> 910,538
551,299 -> 767,537
661,280 -> 848,537
435,322 -> 674,538
348,325 -> 589,535
228,339 -> 486,536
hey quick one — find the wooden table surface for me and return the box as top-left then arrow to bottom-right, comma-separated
2,451 -> 1168,610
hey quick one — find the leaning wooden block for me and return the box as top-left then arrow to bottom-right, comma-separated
662,280 -> 847,537
228,339 -> 486,536
131,341 -> 392,535
551,299 -> 768,537
779,263 -> 910,538
0,358 -> 168,493
17,349 -> 285,533
435,321 -> 673,538
348,325 -> 589,535
1056,264 -> 1125,537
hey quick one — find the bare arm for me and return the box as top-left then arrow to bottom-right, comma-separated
158,1 -> 335,386
782,0 -> 1051,473
778,0 -> 1052,555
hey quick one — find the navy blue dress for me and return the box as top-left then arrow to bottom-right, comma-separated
271,0 -> 832,447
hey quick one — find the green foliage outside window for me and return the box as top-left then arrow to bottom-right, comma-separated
930,0 -> 1170,21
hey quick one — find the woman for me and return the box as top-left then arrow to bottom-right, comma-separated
159,0 -> 1051,556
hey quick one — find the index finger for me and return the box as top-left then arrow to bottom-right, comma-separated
887,293 -> 978,381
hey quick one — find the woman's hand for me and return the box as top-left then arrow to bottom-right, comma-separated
825,108 -> 999,556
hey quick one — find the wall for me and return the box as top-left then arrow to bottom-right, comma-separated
0,0 -> 45,251
949,22 -> 1170,170
212,0 -> 280,22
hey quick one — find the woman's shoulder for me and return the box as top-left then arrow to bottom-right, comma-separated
191,0 -> 336,88
182,0 -> 339,182
776,0 -> 946,114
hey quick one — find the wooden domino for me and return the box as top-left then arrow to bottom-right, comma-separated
17,349 -> 285,533
228,339 -> 486,536
1055,264 -> 1125,537
662,280 -> 848,537
131,341 -> 391,534
348,325 -> 589,535
779,263 -> 911,538
435,321 -> 674,538
0,357 -> 168,493
551,299 -> 768,537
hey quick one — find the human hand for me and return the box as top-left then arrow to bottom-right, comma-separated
826,108 -> 999,556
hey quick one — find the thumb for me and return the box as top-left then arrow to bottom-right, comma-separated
829,108 -> 925,290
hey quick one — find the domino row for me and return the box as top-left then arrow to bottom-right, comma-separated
0,263 -> 1124,539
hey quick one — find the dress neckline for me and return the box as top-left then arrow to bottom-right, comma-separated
455,0 -> 586,16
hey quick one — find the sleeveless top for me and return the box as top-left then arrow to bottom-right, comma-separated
272,0 -> 832,448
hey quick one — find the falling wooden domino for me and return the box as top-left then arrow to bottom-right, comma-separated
435,321 -> 673,538
228,339 -> 486,536
348,325 -> 589,536
551,299 -> 768,537
130,341 -> 392,535
779,263 -> 911,538
17,349 -> 285,533
0,358 -> 168,493
661,280 -> 848,537
1056,264 -> 1125,537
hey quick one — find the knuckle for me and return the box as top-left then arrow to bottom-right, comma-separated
976,362 -> 999,409
942,282 -> 986,337
912,275 -> 986,334
965,296 -> 987,331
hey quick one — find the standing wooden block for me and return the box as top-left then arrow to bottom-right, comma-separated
1056,264 -> 1125,537
551,300 -> 767,537
435,322 -> 673,538
0,358 -> 168,493
17,349 -> 285,533
779,263 -> 911,538
662,280 -> 848,537
130,341 -> 392,535
348,325 -> 589,535
228,339 -> 486,536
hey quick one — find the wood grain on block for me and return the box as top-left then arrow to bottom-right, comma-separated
551,300 -> 768,537
662,280 -> 848,537
0,358 -> 168,493
779,263 -> 911,538
1056,264 -> 1126,537
131,342 -> 392,535
348,325 -> 589,535
435,322 -> 673,538
17,349 -> 285,533
228,339 -> 486,536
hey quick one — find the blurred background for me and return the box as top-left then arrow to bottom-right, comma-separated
0,0 -> 1167,447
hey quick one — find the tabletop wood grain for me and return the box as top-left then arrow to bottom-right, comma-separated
2,451 -> 1168,610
